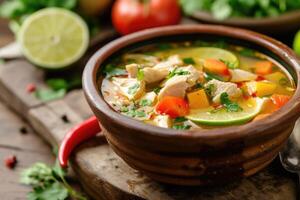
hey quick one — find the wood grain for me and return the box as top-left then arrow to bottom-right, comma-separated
0,59 -> 297,199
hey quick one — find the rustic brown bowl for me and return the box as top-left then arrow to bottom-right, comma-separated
83,25 -> 300,186
191,10 -> 300,35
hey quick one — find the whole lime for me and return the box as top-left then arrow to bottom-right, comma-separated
293,30 -> 300,56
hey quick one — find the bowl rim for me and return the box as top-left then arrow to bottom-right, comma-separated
83,24 -> 300,140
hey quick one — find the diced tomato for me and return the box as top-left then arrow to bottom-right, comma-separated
271,94 -> 291,109
254,61 -> 273,75
156,96 -> 189,118
204,59 -> 230,76
256,75 -> 265,81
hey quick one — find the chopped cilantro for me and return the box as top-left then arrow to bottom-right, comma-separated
153,87 -> 161,94
220,59 -> 238,69
135,110 -> 146,117
183,57 -> 195,65
128,83 -> 140,95
139,99 -> 152,106
220,92 -> 243,112
194,82 -> 204,89
174,117 -> 188,123
172,124 -> 191,130
137,68 -> 144,81
167,68 -> 190,79
204,72 -> 224,81
103,64 -> 127,77
239,48 -> 256,57
204,84 -> 215,97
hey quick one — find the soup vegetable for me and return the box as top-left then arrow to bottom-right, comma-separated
101,41 -> 295,130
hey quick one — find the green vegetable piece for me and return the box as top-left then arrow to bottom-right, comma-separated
174,117 -> 188,123
204,72 -> 224,81
153,87 -> 161,94
183,57 -> 195,64
139,99 -> 152,106
27,182 -> 68,200
35,88 -> 66,102
204,83 -> 215,97
167,68 -> 190,79
46,79 -> 68,91
220,92 -> 243,112
172,124 -> 191,130
128,83 -> 140,95
220,59 -> 238,69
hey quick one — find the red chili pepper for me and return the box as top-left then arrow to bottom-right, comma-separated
58,116 -> 101,168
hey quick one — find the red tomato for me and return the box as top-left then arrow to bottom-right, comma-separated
271,94 -> 291,109
156,96 -> 189,118
203,59 -> 230,76
112,0 -> 181,35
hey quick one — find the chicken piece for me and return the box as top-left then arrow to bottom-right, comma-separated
154,55 -> 183,70
205,79 -> 242,103
143,67 -> 169,83
158,76 -> 189,100
112,77 -> 145,100
175,65 -> 200,86
126,63 -> 139,78
230,69 -> 257,82
153,115 -> 172,128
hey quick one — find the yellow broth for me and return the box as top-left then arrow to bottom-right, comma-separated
101,41 -> 295,130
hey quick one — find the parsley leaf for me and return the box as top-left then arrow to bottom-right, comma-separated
167,68 -> 190,79
137,68 -> 144,81
183,57 -> 195,65
27,182 -> 68,200
128,83 -> 140,95
153,87 -> 161,94
220,59 -> 238,69
220,92 -> 243,112
204,83 -> 215,97
103,64 -> 127,78
35,88 -> 66,102
172,124 -> 191,130
174,117 -> 188,123
139,99 -> 152,106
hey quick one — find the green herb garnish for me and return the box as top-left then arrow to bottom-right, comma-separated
35,89 -> 66,102
204,84 -> 215,97
137,68 -> 144,81
172,124 -> 191,130
128,83 -> 140,95
167,68 -> 190,79
139,99 -> 152,106
220,59 -> 238,69
174,117 -> 188,123
20,161 -> 86,200
103,64 -> 127,78
220,92 -> 243,112
183,57 -> 195,65
204,72 -> 224,81
153,87 -> 161,94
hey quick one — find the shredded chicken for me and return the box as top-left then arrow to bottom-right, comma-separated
205,79 -> 242,103
158,76 -> 189,100
112,77 -> 145,100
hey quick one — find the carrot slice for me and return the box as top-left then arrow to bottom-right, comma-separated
204,59 -> 230,76
156,96 -> 189,118
254,61 -> 273,75
271,94 -> 291,109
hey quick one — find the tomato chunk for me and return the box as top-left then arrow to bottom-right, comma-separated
204,59 -> 230,76
271,94 -> 291,109
156,96 -> 189,118
254,61 -> 273,75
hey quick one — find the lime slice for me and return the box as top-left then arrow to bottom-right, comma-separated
156,47 -> 239,68
18,8 -> 89,69
186,98 -> 265,126
293,30 -> 300,56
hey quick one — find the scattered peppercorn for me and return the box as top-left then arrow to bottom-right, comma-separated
4,155 -> 17,169
26,83 -> 36,93
61,114 -> 69,123
19,126 -> 28,134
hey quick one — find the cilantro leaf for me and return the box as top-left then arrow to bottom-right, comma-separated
153,87 -> 161,94
183,57 -> 195,65
139,99 -> 152,106
219,59 -> 238,69
172,124 -> 191,130
167,68 -> 190,79
204,84 -> 215,97
35,88 -> 66,102
204,72 -> 224,81
20,163 -> 54,186
220,92 -> 243,112
27,182 -> 68,200
128,83 -> 140,95
174,117 -> 188,123
103,64 -> 127,78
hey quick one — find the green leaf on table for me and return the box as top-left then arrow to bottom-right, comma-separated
35,88 -> 66,102
0,59 -> 5,65
20,163 -> 54,186
46,79 -> 68,91
27,182 -> 68,200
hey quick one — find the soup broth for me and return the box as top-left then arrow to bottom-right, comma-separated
101,41 -> 295,130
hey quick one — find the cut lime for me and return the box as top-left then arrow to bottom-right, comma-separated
186,98 -> 265,126
156,47 -> 239,68
293,30 -> 300,56
18,8 -> 89,69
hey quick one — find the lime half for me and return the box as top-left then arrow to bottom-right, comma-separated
187,98 -> 265,126
294,30 -> 300,56
18,8 -> 89,69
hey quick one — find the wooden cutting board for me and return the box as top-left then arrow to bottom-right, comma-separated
0,27 -> 298,200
